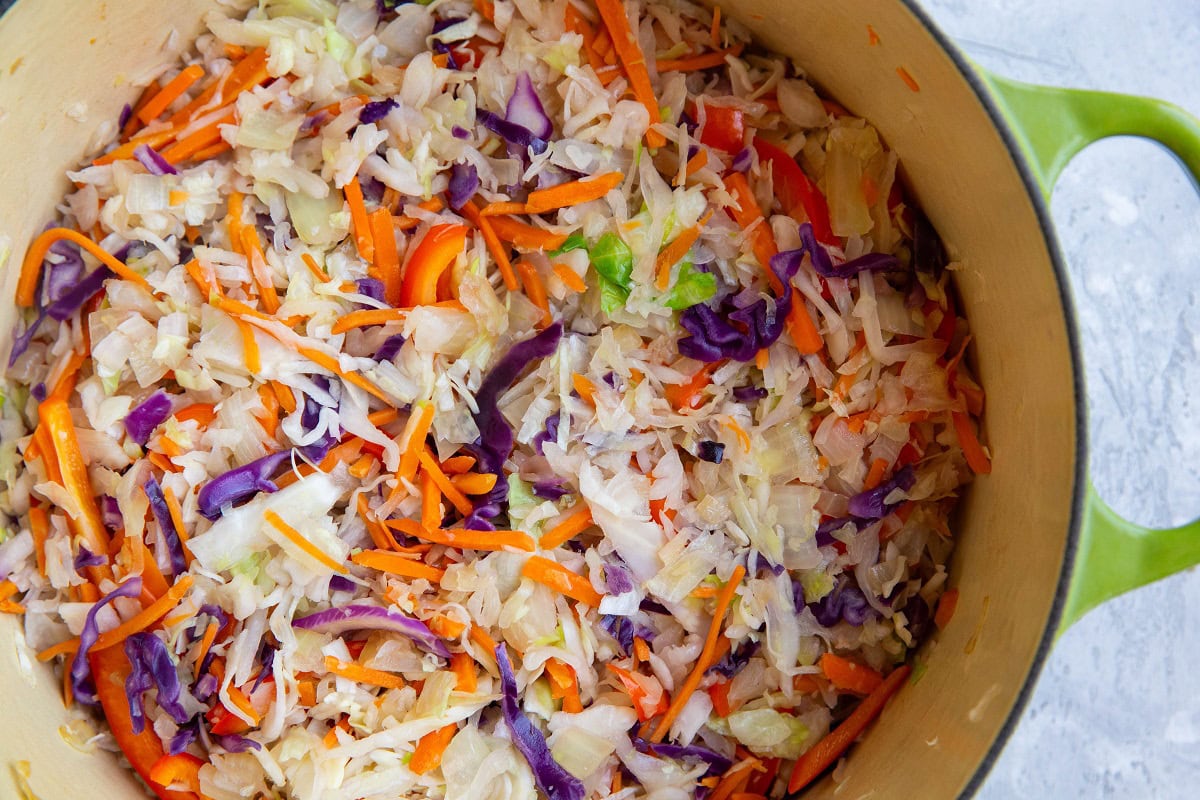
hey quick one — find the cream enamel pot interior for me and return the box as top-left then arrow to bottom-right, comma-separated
2,1 -> 1199,798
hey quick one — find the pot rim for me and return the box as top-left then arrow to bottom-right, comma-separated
894,2 -> 1088,796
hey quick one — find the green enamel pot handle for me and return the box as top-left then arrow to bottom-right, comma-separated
981,70 -> 1200,631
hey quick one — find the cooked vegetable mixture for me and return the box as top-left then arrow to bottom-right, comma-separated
0,0 -> 990,798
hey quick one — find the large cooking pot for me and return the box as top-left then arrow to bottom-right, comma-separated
1,1 -> 1198,797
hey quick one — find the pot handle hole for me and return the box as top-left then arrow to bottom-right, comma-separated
981,69 -> 1200,632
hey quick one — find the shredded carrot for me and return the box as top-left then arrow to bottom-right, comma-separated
344,178 -> 376,263
459,198 -> 518,291
477,201 -> 528,218
474,0 -> 495,23
935,588 -> 960,630
952,411 -> 992,474
517,262 -> 552,327
540,503 -> 593,549
264,509 -> 346,573
268,380 -> 296,416
138,64 -> 204,124
710,760 -> 760,800
417,450 -> 474,517
355,494 -> 399,552
191,140 -> 233,162
239,227 -> 280,314
676,148 -> 709,186
393,403 -> 434,487
347,454 -> 375,479
81,575 -> 194,655
450,651 -> 477,692
650,565 -> 745,742
896,66 -> 921,93
364,209 -> 400,307
820,652 -> 883,695
594,0 -> 666,148
656,45 -> 744,73
524,172 -> 623,215
420,470 -> 443,530
469,624 -> 500,659
710,6 -> 722,47
161,110 -> 235,164
439,455 -> 477,475
572,373 -> 598,406
174,402 -> 217,429
428,614 -> 467,639
863,458 -> 889,491
449,472 -> 498,495
330,308 -> 408,335
788,665 -> 911,793
655,217 -> 707,290
665,359 -> 721,411
295,345 -> 393,406
551,263 -> 587,293
486,216 -> 569,251
754,348 -> 769,371
39,399 -> 109,557
233,319 -> 260,374
545,658 -> 583,713
690,584 -> 720,599
161,486 -> 194,567
193,621 -> 219,681
350,549 -> 445,582
121,80 -> 162,139
410,723 -> 457,775
17,228 -> 153,307
324,655 -> 405,690
301,252 -> 330,284
386,518 -> 536,552
28,506 -> 49,576
520,555 -> 604,607
297,679 -> 318,706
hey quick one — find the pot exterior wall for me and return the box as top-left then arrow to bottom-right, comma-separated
0,1 -> 1080,797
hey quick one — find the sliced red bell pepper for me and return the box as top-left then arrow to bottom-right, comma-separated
89,646 -> 199,800
149,753 -> 204,795
399,224 -> 468,307
205,676 -> 275,735
698,102 -> 745,153
752,138 -> 837,247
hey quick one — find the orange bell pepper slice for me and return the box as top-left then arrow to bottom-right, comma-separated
399,224 -> 468,307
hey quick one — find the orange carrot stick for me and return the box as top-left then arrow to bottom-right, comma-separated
819,652 -> 883,695
38,399 -> 109,557
121,80 -> 162,140
516,262 -> 552,327
137,64 -> 205,124
420,470 -> 443,530
656,46 -> 743,73
451,651 -> 477,692
344,178 -> 375,264
350,549 -> 444,582
324,655 -> 405,690
594,0 -> 666,148
520,555 -> 604,607
650,565 -> 746,742
952,412 -> 992,475
935,588 -> 960,630
369,207 -> 402,307
330,308 -> 408,335
524,172 -> 623,215
417,450 -> 474,517
264,509 -> 346,573
449,472 -> 498,495
161,111 -> 235,164
787,665 -> 911,792
540,503 -> 593,549
239,227 -> 280,314
28,506 -> 49,576
460,199 -> 518,291
301,253 -> 330,283
397,403 -> 435,485
486,216 -> 569,251
386,519 -> 536,552
551,263 -> 587,293
90,575 -> 195,653
236,319 -> 261,373
655,217 -> 707,290
410,724 -> 457,775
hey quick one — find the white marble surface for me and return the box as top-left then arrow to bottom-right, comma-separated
915,1 -> 1200,797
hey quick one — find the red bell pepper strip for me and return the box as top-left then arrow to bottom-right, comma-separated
89,646 -> 199,800
752,138 -> 837,247
698,102 -> 745,153
148,754 -> 204,795
399,224 -> 468,307
787,664 -> 911,793
205,676 -> 275,735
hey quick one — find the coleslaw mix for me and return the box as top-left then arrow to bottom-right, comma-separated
0,0 -> 990,798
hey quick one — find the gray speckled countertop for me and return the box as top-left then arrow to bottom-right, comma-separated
917,1 -> 1200,797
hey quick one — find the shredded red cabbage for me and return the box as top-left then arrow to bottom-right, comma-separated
506,72 -> 553,140
73,545 -> 107,573
144,477 -> 187,575
696,441 -> 725,464
495,643 -> 585,800
466,323 -> 563,528
133,143 -> 178,176
779,222 -> 900,280
631,738 -> 733,777
730,147 -> 753,173
531,412 -> 560,455
451,125 -> 471,140
72,577 -> 143,705
293,604 -> 451,658
708,638 -> 758,678
447,162 -> 479,210
7,311 -> 46,367
846,465 -> 915,519
375,333 -> 406,362
599,614 -> 656,656
807,576 -> 873,627
100,495 -> 124,532
43,240 -> 85,304
602,564 -> 634,595
531,479 -> 571,501
359,98 -> 398,125
125,390 -> 173,446
356,277 -> 387,304
124,631 -> 190,734
477,109 -> 548,156
168,722 -> 198,755
216,734 -> 262,752
732,385 -> 767,402
197,450 -> 293,520
46,265 -> 112,322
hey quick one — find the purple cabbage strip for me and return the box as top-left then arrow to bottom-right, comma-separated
8,311 -> 46,367
677,246 -> 804,363
329,575 -> 357,593
806,576 -> 873,627
101,496 -> 124,532
133,143 -> 178,176
197,450 -> 293,520
631,738 -> 732,777
71,577 -> 143,706
250,642 -> 276,692
506,72 -> 553,139
477,109 -> 548,156
118,103 -> 133,130
779,222 -> 901,280
732,385 -> 767,402
815,516 -> 863,547
603,564 -> 634,595
144,477 -> 188,575
846,464 -> 915,519
124,631 -> 190,734
125,390 -> 173,446
193,673 -> 218,704
451,125 -> 471,140
74,546 -> 107,573
31,382 -> 47,402
708,639 -> 758,678
297,388 -> 337,462
902,594 -> 932,641
730,147 -> 753,173
432,41 -> 460,70
375,333 -> 406,363
466,323 -> 563,527
495,643 -> 586,800
292,604 -> 451,658
599,615 -> 655,657
531,412 -> 560,455
46,266 -> 113,322
447,162 -> 479,210
359,98 -> 398,125
169,722 -> 198,756
43,240 -> 85,305
191,604 -> 230,642
356,277 -> 387,304
216,734 -> 262,753
531,479 -> 571,501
